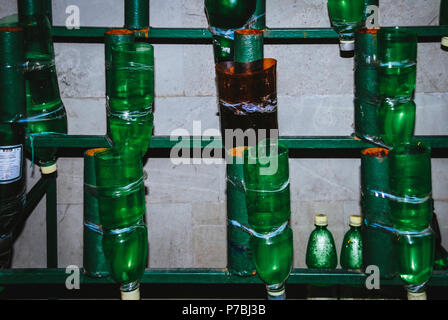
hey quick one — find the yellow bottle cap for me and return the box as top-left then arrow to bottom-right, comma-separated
40,163 -> 57,174
349,215 -> 362,227
121,287 -> 140,300
407,291 -> 427,300
314,214 -> 328,226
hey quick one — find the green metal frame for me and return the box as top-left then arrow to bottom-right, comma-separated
2,0 -> 448,294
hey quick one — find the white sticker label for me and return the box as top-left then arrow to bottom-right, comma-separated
0,145 -> 22,184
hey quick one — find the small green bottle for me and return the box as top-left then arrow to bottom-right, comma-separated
204,0 -> 257,62
18,0 -> 68,174
340,215 -> 363,271
0,27 -> 27,268
305,214 -> 338,300
327,0 -> 365,51
306,214 -> 338,269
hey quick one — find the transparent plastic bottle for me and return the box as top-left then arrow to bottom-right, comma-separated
340,215 -> 363,271
306,214 -> 338,269
18,0 -> 68,174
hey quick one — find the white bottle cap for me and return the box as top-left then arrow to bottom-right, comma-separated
339,39 -> 355,51
442,37 -> 448,48
349,215 -> 362,227
40,163 -> 57,174
407,291 -> 427,300
121,287 -> 140,300
314,214 -> 328,226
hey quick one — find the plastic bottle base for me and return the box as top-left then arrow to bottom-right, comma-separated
121,287 -> 140,300
40,163 -> 57,174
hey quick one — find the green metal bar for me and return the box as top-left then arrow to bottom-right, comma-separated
51,26 -> 448,41
45,174 -> 58,268
31,135 -> 448,151
32,135 -> 113,148
22,176 -> 51,221
44,0 -> 52,25
1,268 -> 448,286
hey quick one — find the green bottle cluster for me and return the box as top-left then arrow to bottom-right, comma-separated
327,0 -> 366,51
93,147 -> 148,300
440,0 -> 448,49
205,0 -> 265,62
18,0 -> 68,174
0,27 -> 27,268
243,139 -> 293,300
106,35 -> 154,157
377,27 -> 417,148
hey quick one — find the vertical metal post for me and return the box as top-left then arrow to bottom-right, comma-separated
44,0 -> 52,25
45,173 -> 58,268
124,0 -> 150,30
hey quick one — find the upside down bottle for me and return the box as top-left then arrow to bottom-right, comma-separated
0,27 -> 27,268
94,148 -> 148,299
243,139 -> 293,300
18,0 -> 67,174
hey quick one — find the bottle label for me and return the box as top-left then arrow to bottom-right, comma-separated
0,145 -> 23,184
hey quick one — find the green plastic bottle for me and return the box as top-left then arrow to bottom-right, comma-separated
327,0 -> 365,51
18,0 -> 68,174
204,0 -> 257,62
396,228 -> 435,290
102,219 -> 148,300
107,42 -> 154,156
340,215 -> 363,271
306,214 -> 338,269
94,148 -> 146,230
250,226 -> 293,299
440,0 -> 448,48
